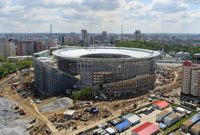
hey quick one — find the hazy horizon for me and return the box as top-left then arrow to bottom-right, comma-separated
0,0 -> 200,33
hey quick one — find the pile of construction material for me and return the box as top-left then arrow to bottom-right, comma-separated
39,97 -> 74,113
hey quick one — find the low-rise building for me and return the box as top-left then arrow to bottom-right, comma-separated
131,122 -> 159,135
122,113 -> 140,126
176,107 -> 186,114
164,113 -> 179,126
115,120 -> 131,132
181,112 -> 200,132
190,121 -> 200,135
152,100 -> 169,110
156,110 -> 171,122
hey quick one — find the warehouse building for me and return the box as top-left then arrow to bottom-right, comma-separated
164,113 -> 179,126
190,121 -> 200,135
181,112 -> 200,132
176,107 -> 186,114
131,122 -> 159,135
122,113 -> 140,126
156,110 -> 171,122
115,120 -> 131,132
152,100 -> 169,110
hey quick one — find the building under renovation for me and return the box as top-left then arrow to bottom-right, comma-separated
50,47 -> 160,97
34,57 -> 77,96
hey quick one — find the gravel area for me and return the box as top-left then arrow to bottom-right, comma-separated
39,97 -> 74,113
0,97 -> 31,135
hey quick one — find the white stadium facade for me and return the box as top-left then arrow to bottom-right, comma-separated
50,47 -> 160,97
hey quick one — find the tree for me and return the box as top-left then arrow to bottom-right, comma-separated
117,40 -> 200,55
0,59 -> 33,79
71,86 -> 93,100
2,63 -> 16,73
0,67 -> 8,78
15,60 -> 33,70
0,56 -> 7,62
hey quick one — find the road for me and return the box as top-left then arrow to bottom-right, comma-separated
0,73 -> 17,88
29,97 -> 59,134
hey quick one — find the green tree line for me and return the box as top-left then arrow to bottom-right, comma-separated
117,41 -> 200,54
0,56 -> 33,78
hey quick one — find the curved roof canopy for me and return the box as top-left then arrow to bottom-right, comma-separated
53,47 -> 160,60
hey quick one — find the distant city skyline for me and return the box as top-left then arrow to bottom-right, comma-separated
0,0 -> 200,33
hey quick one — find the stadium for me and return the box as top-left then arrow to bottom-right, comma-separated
52,47 -> 160,97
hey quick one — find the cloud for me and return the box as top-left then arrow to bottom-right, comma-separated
82,0 -> 120,11
151,0 -> 188,13
0,0 -> 199,33
19,0 -> 82,9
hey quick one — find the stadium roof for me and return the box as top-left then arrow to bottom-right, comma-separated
132,122 -> 159,135
53,47 -> 160,60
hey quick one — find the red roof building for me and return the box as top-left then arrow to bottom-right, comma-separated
131,122 -> 159,135
152,100 -> 169,110
183,60 -> 192,67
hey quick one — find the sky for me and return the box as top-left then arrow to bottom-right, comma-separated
0,0 -> 200,33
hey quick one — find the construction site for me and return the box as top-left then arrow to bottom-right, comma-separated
0,57 -> 184,135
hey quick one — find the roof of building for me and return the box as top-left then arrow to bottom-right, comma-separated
157,110 -> 170,116
183,60 -> 192,67
176,107 -> 186,113
122,113 -> 140,124
64,110 -> 75,116
182,113 -> 200,126
115,120 -> 130,131
153,100 -> 169,109
159,123 -> 167,129
191,121 -> 200,133
53,47 -> 160,60
132,122 -> 159,135
166,113 -> 179,119
105,127 -> 116,134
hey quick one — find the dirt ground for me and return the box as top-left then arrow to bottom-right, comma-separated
0,64 -> 179,135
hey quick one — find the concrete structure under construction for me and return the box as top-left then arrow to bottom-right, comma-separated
51,47 -> 159,97
34,57 -> 77,96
